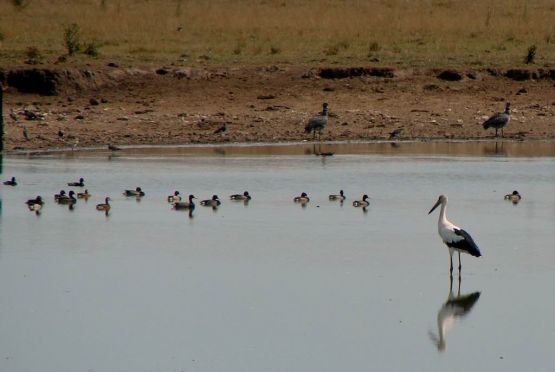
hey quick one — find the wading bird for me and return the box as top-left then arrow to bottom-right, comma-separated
304,103 -> 329,140
483,102 -> 511,138
428,195 -> 482,275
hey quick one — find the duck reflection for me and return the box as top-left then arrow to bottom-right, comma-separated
429,277 -> 481,352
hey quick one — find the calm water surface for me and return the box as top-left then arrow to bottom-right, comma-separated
1,142 -> 554,372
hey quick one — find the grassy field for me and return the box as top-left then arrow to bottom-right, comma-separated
0,0 -> 554,67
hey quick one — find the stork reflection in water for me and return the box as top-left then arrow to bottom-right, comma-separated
429,277 -> 481,352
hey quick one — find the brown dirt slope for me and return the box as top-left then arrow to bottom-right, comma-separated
2,64 -> 554,152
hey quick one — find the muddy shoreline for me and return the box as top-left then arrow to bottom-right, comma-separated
1,64 -> 554,152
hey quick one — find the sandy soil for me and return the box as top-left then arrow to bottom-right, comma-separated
2,65 -> 554,152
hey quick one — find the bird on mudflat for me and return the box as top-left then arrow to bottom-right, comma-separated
3,177 -> 17,186
483,102 -> 511,138
428,195 -> 482,275
304,103 -> 329,140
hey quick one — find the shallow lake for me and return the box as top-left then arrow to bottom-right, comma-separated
1,141 -> 554,372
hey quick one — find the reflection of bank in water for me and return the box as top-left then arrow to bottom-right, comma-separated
429,277 -> 481,352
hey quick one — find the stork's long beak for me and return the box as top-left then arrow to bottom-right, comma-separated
428,199 -> 441,214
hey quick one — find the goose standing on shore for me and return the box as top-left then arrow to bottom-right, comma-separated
428,195 -> 482,275
305,103 -> 329,140
483,102 -> 511,138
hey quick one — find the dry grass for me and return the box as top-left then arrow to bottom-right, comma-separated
0,0 -> 554,67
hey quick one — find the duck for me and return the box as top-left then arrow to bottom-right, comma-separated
54,190 -> 66,201
353,194 -> 370,207
26,196 -> 44,214
167,191 -> 181,203
329,190 -> 345,201
173,194 -> 196,210
57,190 -> 77,205
26,196 -> 44,207
77,189 -> 91,199
96,197 -> 111,211
293,192 -> 310,203
200,195 -> 221,207
124,187 -> 145,197
3,177 -> 17,186
68,177 -> 85,187
504,190 -> 522,203
230,191 -> 251,201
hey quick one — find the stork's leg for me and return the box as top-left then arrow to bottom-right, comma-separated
450,255 -> 453,275
458,252 -> 462,273
495,128 -> 498,137
501,127 -> 504,138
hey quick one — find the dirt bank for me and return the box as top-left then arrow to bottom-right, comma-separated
1,64 -> 554,152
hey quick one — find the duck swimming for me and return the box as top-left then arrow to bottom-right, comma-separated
96,197 -> 111,211
230,191 -> 251,201
57,190 -> 77,205
504,190 -> 522,204
3,177 -> 17,186
200,195 -> 221,207
173,194 -> 196,210
294,192 -> 310,203
353,194 -> 370,207
26,196 -> 44,214
54,190 -> 66,201
329,190 -> 345,201
77,189 -> 91,199
124,187 -> 145,197
167,191 -> 181,203
68,177 -> 85,187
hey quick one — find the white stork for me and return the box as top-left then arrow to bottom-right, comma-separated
428,195 -> 482,274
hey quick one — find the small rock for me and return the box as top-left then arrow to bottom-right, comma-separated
89,98 -> 100,105
75,115 -> 85,120
156,67 -> 170,75
516,88 -> 527,95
